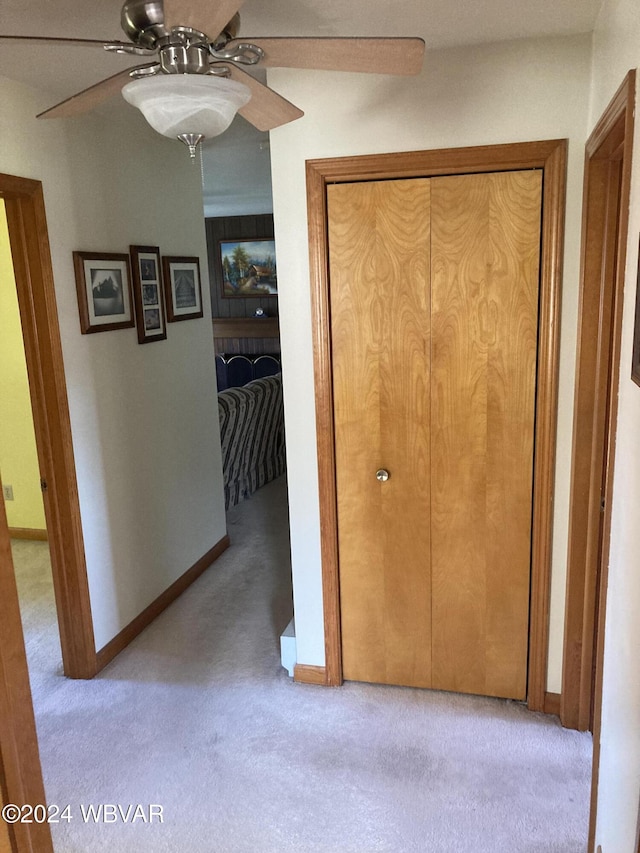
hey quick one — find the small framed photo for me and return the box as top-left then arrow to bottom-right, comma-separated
162,256 -> 203,322
130,245 -> 167,344
218,238 -> 277,298
73,251 -> 134,334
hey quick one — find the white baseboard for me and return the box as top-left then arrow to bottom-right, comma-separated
280,618 -> 296,677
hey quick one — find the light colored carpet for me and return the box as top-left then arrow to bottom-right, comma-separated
11,476 -> 592,852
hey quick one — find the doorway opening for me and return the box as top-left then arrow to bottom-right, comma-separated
0,172 -> 96,680
0,198 -> 63,701
558,71 -> 635,850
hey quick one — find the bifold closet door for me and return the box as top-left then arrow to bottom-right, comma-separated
430,171 -> 542,700
328,170 -> 542,700
328,178 -> 432,688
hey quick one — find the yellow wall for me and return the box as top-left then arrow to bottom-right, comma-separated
0,200 -> 45,532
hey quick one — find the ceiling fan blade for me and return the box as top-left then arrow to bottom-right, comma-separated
163,0 -> 244,38
37,65 -> 154,120
0,34 -> 116,47
218,64 -> 304,131
230,37 -> 425,76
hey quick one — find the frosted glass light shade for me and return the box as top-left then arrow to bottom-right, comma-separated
122,75 -> 251,140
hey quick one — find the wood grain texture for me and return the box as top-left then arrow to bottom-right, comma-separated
212,318 -> 279,340
0,783 -> 14,853
306,140 -> 567,186
544,692 -> 561,717
306,140 -> 567,703
222,65 -> 304,132
8,529 -> 47,541
526,139 -> 568,713
231,37 -> 425,76
567,71 -> 636,853
328,179 -> 432,688
563,71 -> 635,739
306,160 -> 344,686
293,665 -> 328,685
3,175 -> 96,680
37,67 -> 145,119
430,171 -> 542,700
0,480 -> 53,853
0,35 -> 115,47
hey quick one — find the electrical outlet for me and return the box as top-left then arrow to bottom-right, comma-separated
2,484 -> 14,501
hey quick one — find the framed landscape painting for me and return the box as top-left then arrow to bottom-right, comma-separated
218,238 -> 277,298
73,251 -> 134,334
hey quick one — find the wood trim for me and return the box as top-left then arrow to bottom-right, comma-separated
307,157 -> 343,688
544,692 -> 561,717
561,70 -> 636,853
213,317 -> 280,339
0,477 -> 53,853
0,789 -> 16,853
306,140 -> 567,701
95,535 -> 230,671
1,174 -> 96,679
8,529 -> 48,542
562,72 -> 635,743
527,139 -> 567,712
293,664 -> 328,685
306,139 -> 567,184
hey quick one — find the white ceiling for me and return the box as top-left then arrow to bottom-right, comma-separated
0,0 -> 602,215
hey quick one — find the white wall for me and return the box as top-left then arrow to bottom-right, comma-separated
0,77 -> 226,650
268,34 -> 592,688
587,1 -> 640,849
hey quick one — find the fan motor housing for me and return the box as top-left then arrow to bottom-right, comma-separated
121,0 -> 240,48
121,0 -> 167,48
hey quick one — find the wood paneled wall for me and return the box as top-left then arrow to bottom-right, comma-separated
212,318 -> 281,356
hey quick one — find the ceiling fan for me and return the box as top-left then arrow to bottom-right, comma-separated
0,0 -> 425,157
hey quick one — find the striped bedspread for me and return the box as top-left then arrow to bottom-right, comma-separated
218,374 -> 286,510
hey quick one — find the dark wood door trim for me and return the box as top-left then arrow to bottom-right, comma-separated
555,71 -> 635,852
561,72 -> 635,741
307,139 -> 568,708
1,173 -> 97,678
0,479 -> 54,853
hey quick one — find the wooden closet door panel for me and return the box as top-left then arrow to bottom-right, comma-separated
430,170 -> 542,700
328,179 -> 432,688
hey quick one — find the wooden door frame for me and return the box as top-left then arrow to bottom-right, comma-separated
1,173 -> 96,679
305,139 -> 567,713
554,72 -> 635,851
0,476 -> 54,853
561,72 -> 635,735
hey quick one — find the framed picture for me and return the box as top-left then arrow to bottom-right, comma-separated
73,251 -> 134,334
162,256 -> 203,322
218,238 -> 277,298
632,235 -> 640,387
130,245 -> 167,344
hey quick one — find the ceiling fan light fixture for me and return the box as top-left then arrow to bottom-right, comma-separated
121,74 -> 251,155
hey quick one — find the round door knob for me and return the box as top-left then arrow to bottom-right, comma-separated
376,469 -> 390,482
